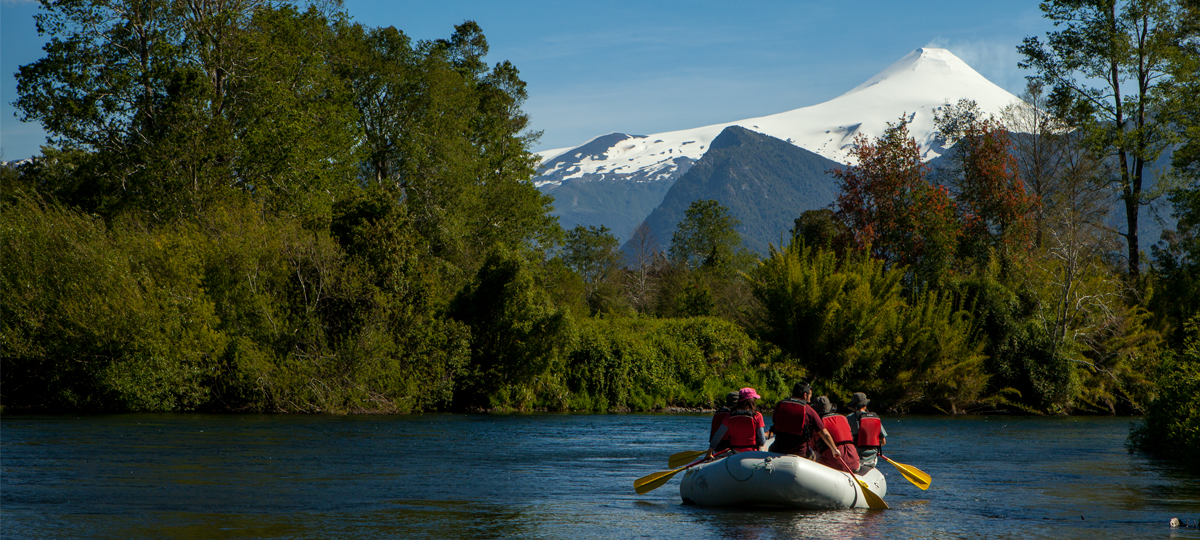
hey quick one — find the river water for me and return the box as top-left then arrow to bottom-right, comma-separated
3,414 -> 1199,539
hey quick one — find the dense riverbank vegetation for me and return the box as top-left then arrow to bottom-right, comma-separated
2,0 -> 1198,461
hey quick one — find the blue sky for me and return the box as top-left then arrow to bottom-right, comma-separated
1,0 -> 1054,160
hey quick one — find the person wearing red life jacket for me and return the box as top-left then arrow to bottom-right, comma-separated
766,382 -> 840,460
846,392 -> 887,471
812,396 -> 859,473
709,390 -> 740,452
706,388 -> 766,458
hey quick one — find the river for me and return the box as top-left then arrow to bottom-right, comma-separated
2,414 -> 1198,539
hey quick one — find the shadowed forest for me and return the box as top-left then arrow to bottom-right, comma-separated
2,1 -> 1198,464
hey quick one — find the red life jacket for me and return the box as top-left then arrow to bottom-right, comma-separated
710,409 -> 730,439
822,414 -> 853,445
724,411 -> 758,449
772,399 -> 810,435
856,413 -> 883,447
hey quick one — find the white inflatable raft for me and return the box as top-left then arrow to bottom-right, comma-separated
679,450 -> 888,509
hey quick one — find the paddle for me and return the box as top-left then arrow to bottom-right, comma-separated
880,454 -> 931,490
667,450 -> 706,469
837,454 -> 888,510
634,450 -> 729,495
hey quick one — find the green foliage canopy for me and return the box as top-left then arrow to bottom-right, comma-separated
669,199 -> 754,274
749,241 -> 988,411
1018,0 -> 1192,277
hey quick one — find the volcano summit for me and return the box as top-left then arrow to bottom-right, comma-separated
536,48 -> 1024,242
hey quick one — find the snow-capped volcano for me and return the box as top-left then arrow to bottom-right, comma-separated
535,48 -> 1023,188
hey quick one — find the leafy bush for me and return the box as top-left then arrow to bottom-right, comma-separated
749,242 -> 900,395
749,241 -> 990,411
1,191 -> 224,411
450,247 -> 575,410
952,269 -> 1074,412
562,316 -> 782,411
1128,317 -> 1200,463
1,190 -> 471,413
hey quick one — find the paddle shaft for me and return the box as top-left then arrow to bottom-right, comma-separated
634,450 -> 730,495
667,450 -> 707,469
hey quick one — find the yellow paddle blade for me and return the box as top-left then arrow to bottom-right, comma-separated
633,466 -> 686,495
667,450 -> 706,469
881,455 -> 931,490
835,454 -> 888,510
854,476 -> 889,509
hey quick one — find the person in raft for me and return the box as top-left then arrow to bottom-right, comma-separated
813,396 -> 859,473
767,382 -> 840,460
705,388 -> 767,458
709,390 -> 741,453
846,392 -> 887,471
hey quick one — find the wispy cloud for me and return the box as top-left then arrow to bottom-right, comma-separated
924,37 -> 1031,96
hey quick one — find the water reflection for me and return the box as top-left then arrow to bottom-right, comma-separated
703,507 -> 885,540
3,414 -> 1199,539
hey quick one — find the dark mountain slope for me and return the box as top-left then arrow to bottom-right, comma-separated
537,133 -> 694,242
632,126 -> 844,255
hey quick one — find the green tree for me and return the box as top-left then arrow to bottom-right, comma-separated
428,22 -> 558,258
662,200 -> 756,323
1151,148 -> 1200,348
1019,0 -> 1191,278
340,21 -> 558,264
340,23 -> 475,250
1162,4 -> 1200,182
564,316 -> 764,411
1147,3 -> 1200,347
792,208 -> 848,253
449,248 -> 574,410
1018,118 -> 1154,412
562,225 -> 622,287
325,188 -> 472,411
13,1 -> 363,220
561,225 -> 624,313
15,0 -> 209,216
227,4 -> 363,218
749,242 -> 904,394
1,190 -> 226,411
668,199 -> 753,274
954,265 -> 1074,411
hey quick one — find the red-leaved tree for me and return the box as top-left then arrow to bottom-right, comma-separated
936,100 -> 1038,267
833,118 -> 960,286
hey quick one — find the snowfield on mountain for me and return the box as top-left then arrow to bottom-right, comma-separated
534,47 -> 1024,189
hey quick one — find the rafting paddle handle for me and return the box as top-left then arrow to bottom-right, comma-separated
880,454 -> 931,490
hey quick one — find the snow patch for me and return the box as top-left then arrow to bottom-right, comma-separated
535,47 -> 1024,187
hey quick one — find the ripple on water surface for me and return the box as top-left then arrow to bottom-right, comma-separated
3,414 -> 1199,539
